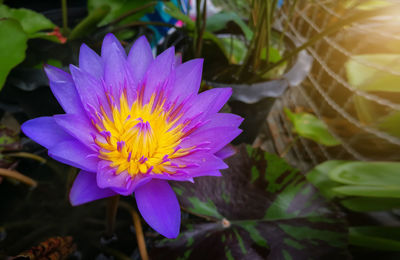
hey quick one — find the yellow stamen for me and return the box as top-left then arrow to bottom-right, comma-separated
96,92 -> 191,176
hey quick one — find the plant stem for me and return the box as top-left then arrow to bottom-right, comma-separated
119,201 -> 149,260
0,168 -> 37,187
195,0 -> 207,57
110,2 -> 157,25
112,21 -> 175,33
105,195 -> 120,238
5,152 -> 46,164
61,0 -> 68,31
259,5 -> 400,76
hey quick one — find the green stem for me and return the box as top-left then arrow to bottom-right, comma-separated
61,0 -> 68,31
111,21 -> 175,33
110,2 -> 157,25
195,0 -> 207,57
258,5 -> 400,76
265,0 -> 272,67
105,195 -> 120,238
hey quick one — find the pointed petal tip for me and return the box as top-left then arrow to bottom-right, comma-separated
135,179 -> 181,239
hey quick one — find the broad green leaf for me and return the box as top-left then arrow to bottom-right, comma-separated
69,5 -> 110,40
306,160 -> 349,199
349,226 -> 400,251
377,111 -> 400,138
329,161 -> 400,186
152,146 -> 348,259
341,197 -> 400,212
0,4 -> 55,37
284,108 -> 341,146
345,54 -> 400,133
261,46 -> 282,63
0,19 -> 28,90
333,185 -> 400,198
345,54 -> 400,92
88,0 -> 154,26
206,11 -> 253,41
220,37 -> 246,64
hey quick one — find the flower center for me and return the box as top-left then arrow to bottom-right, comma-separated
94,91 -> 191,176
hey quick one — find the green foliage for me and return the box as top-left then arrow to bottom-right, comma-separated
69,5 -> 111,40
206,11 -> 252,41
345,54 -> 400,92
284,108 -> 341,146
0,19 -> 28,90
163,2 -> 228,58
151,146 -> 348,259
345,54 -> 400,137
349,226 -> 400,251
307,160 -> 400,211
88,0 -> 154,26
0,4 -> 55,37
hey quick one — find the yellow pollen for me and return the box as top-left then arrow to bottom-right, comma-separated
95,92 -> 191,176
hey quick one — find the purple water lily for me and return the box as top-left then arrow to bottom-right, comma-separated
21,34 -> 242,238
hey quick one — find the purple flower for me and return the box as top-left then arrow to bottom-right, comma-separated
21,34 -> 242,238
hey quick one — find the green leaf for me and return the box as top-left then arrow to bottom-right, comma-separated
345,54 -> 400,92
329,161 -> 400,198
69,5 -> 110,40
306,160 -> 349,199
88,0 -> 154,26
151,146 -> 348,259
333,185 -> 400,198
329,161 -> 400,186
345,54 -> 400,133
0,19 -> 28,90
349,226 -> 400,251
220,37 -> 246,64
206,11 -> 253,41
341,197 -> 400,212
284,108 -> 341,146
0,4 -> 55,37
377,111 -> 400,138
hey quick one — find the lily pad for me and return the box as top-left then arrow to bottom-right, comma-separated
151,146 -> 348,259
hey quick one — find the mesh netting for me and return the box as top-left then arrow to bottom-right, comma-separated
256,0 -> 400,172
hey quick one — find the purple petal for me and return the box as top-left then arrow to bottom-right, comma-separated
69,65 -> 107,113
180,127 -> 242,154
215,145 -> 236,159
142,47 -> 175,103
196,113 -> 243,131
181,88 -> 232,123
127,35 -> 154,83
21,117 -> 73,149
168,59 -> 203,104
135,179 -> 181,238
48,140 -> 99,172
53,114 -> 97,151
79,43 -> 104,79
102,33 -> 136,100
96,161 -> 151,195
70,170 -> 117,206
101,33 -> 126,58
44,65 -> 85,115
171,152 -> 228,176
